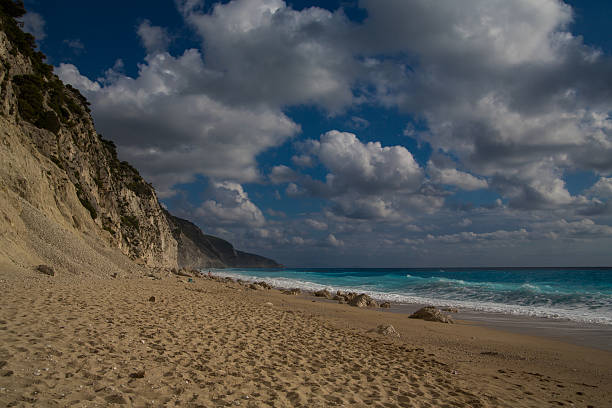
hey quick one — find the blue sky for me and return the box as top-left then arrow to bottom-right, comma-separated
22,0 -> 612,266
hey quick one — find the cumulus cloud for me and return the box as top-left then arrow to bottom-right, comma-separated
196,182 -> 265,227
326,233 -> 344,247
56,63 -> 101,92
137,20 -> 171,54
587,177 -> 612,199
268,165 -> 297,184
357,0 -> 612,208
427,161 -> 488,191
305,219 -> 327,230
57,53 -> 299,196
288,131 -> 444,219
178,0 -> 360,111
54,0 -> 612,264
19,11 -> 46,40
306,131 -> 423,195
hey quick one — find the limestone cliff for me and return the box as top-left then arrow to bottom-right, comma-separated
0,2 -> 280,274
165,211 -> 281,269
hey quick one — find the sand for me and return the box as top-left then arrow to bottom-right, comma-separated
1,268 -> 611,407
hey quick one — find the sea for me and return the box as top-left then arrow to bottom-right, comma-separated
208,267 -> 612,326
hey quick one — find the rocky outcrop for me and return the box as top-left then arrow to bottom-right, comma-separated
409,306 -> 454,323
166,212 -> 281,269
0,5 -> 280,274
314,289 -> 332,298
348,293 -> 378,308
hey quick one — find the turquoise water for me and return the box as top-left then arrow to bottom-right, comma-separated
209,267 -> 612,325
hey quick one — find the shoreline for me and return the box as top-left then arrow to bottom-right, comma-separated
1,268 -> 611,407
209,270 -> 612,353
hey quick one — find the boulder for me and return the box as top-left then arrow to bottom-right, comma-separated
249,283 -> 264,290
442,307 -> 459,313
36,264 -> 54,276
348,293 -> 378,308
255,281 -> 272,290
314,289 -> 331,298
282,288 -> 301,295
380,302 -> 391,308
409,306 -> 454,323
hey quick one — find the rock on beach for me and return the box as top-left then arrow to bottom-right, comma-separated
409,306 -> 454,323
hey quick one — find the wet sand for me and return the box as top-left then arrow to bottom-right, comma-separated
379,302 -> 612,352
1,268 -> 611,407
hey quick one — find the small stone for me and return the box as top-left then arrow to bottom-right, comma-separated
264,302 -> 273,306
129,370 -> 145,379
36,264 -> 54,276
148,296 -> 155,302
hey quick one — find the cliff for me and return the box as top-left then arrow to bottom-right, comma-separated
165,211 -> 281,269
0,2 -> 280,275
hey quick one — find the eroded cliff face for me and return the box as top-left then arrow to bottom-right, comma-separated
0,5 -> 280,273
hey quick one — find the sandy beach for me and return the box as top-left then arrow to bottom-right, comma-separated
0,266 -> 610,407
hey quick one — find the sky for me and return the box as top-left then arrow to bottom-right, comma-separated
20,0 -> 612,267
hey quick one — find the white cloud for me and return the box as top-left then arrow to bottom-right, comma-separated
307,130 -> 423,195
305,219 -> 327,230
291,154 -> 313,168
179,0 -> 360,111
137,20 -> 171,54
457,218 -> 472,227
326,233 -> 344,247
57,54 -> 299,196
19,12 -> 46,40
587,177 -> 612,199
196,182 -> 265,227
427,161 -> 488,191
55,63 -> 101,92
269,165 -> 297,184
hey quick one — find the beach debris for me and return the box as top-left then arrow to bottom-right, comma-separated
314,289 -> 332,298
282,288 -> 301,295
370,324 -> 400,338
380,302 -> 391,308
409,306 -> 454,323
148,296 -> 155,302
129,370 -> 145,379
187,278 -> 194,283
442,307 -> 459,313
36,264 -> 54,276
348,293 -> 379,308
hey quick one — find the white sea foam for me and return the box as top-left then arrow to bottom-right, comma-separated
207,269 -> 612,325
